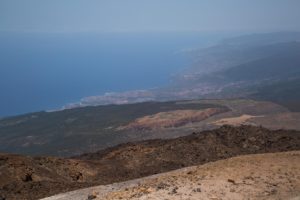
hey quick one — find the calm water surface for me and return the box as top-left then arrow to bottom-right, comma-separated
0,31 -> 224,116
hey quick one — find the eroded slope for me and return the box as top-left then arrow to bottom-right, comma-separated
101,151 -> 300,200
1,126 -> 300,200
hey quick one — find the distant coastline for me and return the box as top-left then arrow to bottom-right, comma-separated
0,31 -> 224,117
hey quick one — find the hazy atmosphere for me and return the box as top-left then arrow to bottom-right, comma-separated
1,0 -> 300,32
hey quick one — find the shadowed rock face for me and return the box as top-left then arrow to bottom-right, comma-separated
1,125 -> 300,200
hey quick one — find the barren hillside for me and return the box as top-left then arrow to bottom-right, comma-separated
100,151 -> 300,200
1,125 -> 300,200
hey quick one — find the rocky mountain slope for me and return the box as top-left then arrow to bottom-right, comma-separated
49,151 -> 300,200
1,125 -> 300,200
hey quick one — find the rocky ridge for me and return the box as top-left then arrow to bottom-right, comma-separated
0,125 -> 300,199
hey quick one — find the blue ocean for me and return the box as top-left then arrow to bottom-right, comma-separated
0,32 -> 223,117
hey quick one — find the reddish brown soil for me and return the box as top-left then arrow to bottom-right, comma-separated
1,125 -> 300,200
119,108 -> 224,130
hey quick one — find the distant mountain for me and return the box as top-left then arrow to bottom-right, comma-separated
171,34 -> 300,111
219,51 -> 300,82
178,33 -> 300,77
249,77 -> 300,112
221,31 -> 300,46
66,32 -> 300,109
200,43 -> 300,110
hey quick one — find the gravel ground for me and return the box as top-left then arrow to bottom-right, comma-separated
43,151 -> 300,200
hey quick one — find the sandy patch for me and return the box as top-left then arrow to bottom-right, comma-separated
211,114 -> 263,126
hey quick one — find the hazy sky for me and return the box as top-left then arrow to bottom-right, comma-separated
1,0 -> 300,32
